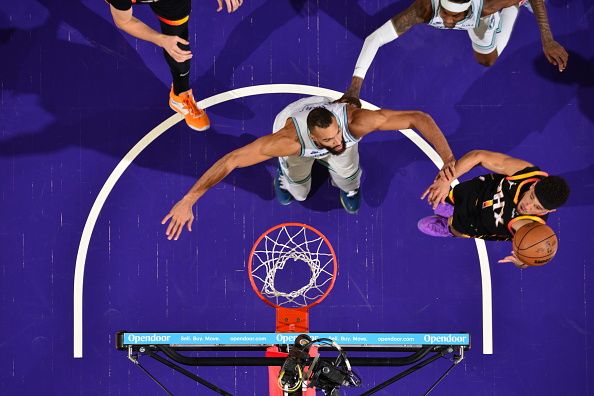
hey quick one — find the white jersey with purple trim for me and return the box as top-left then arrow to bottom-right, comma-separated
427,0 -> 485,29
274,96 -> 360,159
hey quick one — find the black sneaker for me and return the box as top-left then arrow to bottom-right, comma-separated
274,168 -> 294,205
339,189 -> 360,214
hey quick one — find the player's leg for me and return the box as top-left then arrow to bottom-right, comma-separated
494,6 -> 520,56
151,0 -> 210,131
276,156 -> 315,203
469,13 -> 500,67
324,146 -> 362,214
470,7 -> 519,67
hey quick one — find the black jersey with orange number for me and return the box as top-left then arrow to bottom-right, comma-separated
448,166 -> 549,241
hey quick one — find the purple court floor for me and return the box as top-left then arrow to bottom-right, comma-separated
1,0 -> 593,395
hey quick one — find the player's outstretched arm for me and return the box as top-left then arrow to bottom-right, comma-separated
462,150 -> 534,176
341,0 -> 429,100
109,5 -> 192,63
421,150 -> 533,207
528,0 -> 568,72
350,109 -> 455,172
432,149 -> 533,181
161,131 -> 299,240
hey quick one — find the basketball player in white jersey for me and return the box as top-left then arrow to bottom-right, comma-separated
342,0 -> 568,100
162,96 -> 455,240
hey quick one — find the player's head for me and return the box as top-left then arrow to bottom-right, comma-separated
307,107 -> 346,155
439,0 -> 471,28
517,176 -> 570,215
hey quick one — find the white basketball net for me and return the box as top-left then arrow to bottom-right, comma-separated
250,225 -> 336,308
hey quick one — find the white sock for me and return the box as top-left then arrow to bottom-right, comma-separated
495,5 -> 520,55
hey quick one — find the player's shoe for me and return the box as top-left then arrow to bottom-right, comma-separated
417,215 -> 453,237
433,203 -> 454,218
339,189 -> 360,214
274,168 -> 294,205
169,88 -> 210,131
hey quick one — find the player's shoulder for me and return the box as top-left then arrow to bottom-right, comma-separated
270,123 -> 300,144
508,166 -> 546,177
347,107 -> 380,125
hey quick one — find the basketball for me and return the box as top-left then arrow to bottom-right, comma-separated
513,222 -> 558,266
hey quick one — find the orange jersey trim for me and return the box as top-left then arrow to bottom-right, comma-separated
506,170 -> 548,181
513,178 -> 541,204
448,189 -> 455,204
157,15 -> 189,26
507,216 -> 546,235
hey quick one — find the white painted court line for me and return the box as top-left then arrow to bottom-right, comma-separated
73,84 -> 492,357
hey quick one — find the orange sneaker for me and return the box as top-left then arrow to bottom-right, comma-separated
169,88 -> 210,131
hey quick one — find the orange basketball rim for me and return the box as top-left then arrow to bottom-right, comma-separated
247,222 -> 338,333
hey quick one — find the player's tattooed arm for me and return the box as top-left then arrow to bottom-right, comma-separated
161,131 -> 299,240
392,0 -> 431,35
528,0 -> 568,72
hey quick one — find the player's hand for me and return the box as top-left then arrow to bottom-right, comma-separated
436,157 -> 456,182
421,178 -> 451,209
159,35 -> 192,62
161,197 -> 195,241
335,95 -> 362,108
216,0 -> 243,13
498,251 -> 528,269
543,39 -> 568,72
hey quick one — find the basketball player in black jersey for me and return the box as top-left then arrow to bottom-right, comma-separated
107,0 -> 243,131
419,150 -> 569,268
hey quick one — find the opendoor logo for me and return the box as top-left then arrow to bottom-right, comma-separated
126,333 -> 172,343
423,334 -> 469,345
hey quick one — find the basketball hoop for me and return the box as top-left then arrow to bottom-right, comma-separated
248,223 -> 338,333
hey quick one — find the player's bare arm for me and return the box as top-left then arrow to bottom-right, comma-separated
110,5 -> 192,63
422,150 -> 533,207
349,108 -> 455,172
342,0 -> 431,100
162,128 -> 300,240
481,0 -> 568,71
441,149 -> 532,179
528,0 -> 568,72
